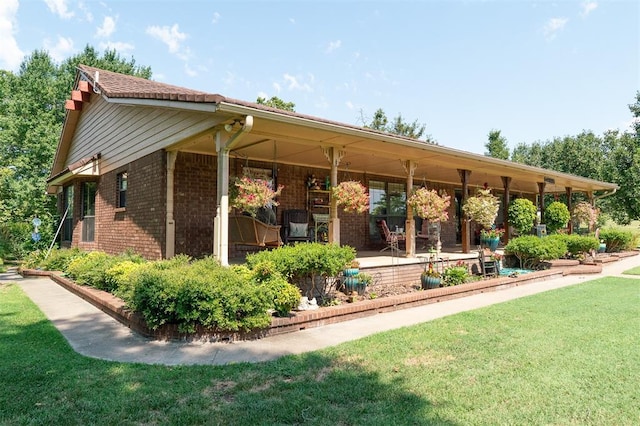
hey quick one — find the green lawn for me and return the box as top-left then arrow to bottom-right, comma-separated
1,278 -> 639,425
623,266 -> 640,275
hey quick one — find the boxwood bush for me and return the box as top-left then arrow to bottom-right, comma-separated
504,235 -> 567,269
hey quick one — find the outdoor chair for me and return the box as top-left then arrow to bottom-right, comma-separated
376,219 -> 406,253
478,249 -> 498,278
282,209 -> 312,244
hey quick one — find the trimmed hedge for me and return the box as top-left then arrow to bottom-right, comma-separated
504,235 -> 567,269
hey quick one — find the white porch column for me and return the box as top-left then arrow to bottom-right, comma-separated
323,147 -> 346,245
165,150 -> 177,259
214,131 -> 230,265
214,116 -> 254,266
403,160 -> 417,257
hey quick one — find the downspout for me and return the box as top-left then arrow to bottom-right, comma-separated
214,116 -> 254,266
593,187 -> 617,202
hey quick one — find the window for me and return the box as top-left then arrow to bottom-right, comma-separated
62,185 -> 74,242
82,182 -> 96,242
369,180 -> 406,241
117,172 -> 127,208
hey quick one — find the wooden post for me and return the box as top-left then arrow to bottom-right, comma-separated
403,160 -> 417,257
458,169 -> 471,253
537,182 -> 546,221
565,187 -> 573,234
501,176 -> 512,244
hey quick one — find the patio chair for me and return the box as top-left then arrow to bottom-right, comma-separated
376,219 -> 406,253
282,209 -> 312,244
478,249 -> 498,278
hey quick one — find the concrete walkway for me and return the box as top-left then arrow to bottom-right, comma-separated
2,255 -> 639,366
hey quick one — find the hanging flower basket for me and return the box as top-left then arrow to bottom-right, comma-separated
331,181 -> 370,214
462,188 -> 500,230
407,188 -> 451,222
230,176 -> 283,216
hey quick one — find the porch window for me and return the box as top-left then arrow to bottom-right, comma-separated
117,172 -> 127,208
82,182 -> 96,242
62,185 -> 74,242
369,180 -> 406,241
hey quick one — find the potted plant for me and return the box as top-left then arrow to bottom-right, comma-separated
230,176 -> 283,217
331,180 -> 370,214
342,260 -> 360,292
355,272 -> 372,295
421,261 -> 441,289
480,228 -> 505,251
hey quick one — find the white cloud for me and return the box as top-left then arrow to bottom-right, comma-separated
99,41 -> 134,54
543,17 -> 568,41
146,23 -> 188,58
326,40 -> 341,53
345,100 -> 354,110
580,1 -> 598,17
272,82 -> 282,94
0,0 -> 24,71
96,16 -> 116,38
212,12 -> 221,24
44,0 -> 74,20
184,63 -> 197,77
283,73 -> 313,92
77,0 -> 93,22
257,91 -> 269,100
44,35 -> 75,62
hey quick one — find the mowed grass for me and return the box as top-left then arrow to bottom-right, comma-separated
1,278 -> 639,425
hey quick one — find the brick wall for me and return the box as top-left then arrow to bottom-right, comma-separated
62,151 -> 472,260
88,150 -> 165,259
174,152 -> 216,258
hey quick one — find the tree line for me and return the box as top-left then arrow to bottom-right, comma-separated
484,97 -> 640,224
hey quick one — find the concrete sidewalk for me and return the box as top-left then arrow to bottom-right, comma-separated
2,254 -> 639,366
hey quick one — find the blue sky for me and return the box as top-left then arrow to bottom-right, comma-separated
1,0 -> 638,154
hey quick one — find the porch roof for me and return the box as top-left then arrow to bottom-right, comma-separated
52,65 -> 618,196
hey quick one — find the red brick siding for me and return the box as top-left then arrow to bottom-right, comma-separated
72,151 -> 166,259
174,152 -> 216,258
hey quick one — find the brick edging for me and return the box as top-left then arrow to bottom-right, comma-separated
19,251 -> 636,341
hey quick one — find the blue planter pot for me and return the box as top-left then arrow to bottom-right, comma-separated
486,237 -> 499,251
343,268 -> 359,277
344,276 -> 360,292
421,275 -> 441,289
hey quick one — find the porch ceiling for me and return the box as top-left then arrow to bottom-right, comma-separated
177,111 -> 617,196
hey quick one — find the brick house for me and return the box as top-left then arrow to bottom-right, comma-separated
47,65 -> 618,264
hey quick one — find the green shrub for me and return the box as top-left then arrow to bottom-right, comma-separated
598,228 -> 636,252
441,264 -> 470,286
508,198 -> 537,236
42,247 -> 86,271
65,250 -> 144,292
243,261 -> 301,317
128,259 -> 272,333
107,259 -> 148,301
543,201 -> 570,234
504,235 -> 567,269
547,234 -> 599,258
245,243 -> 356,297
